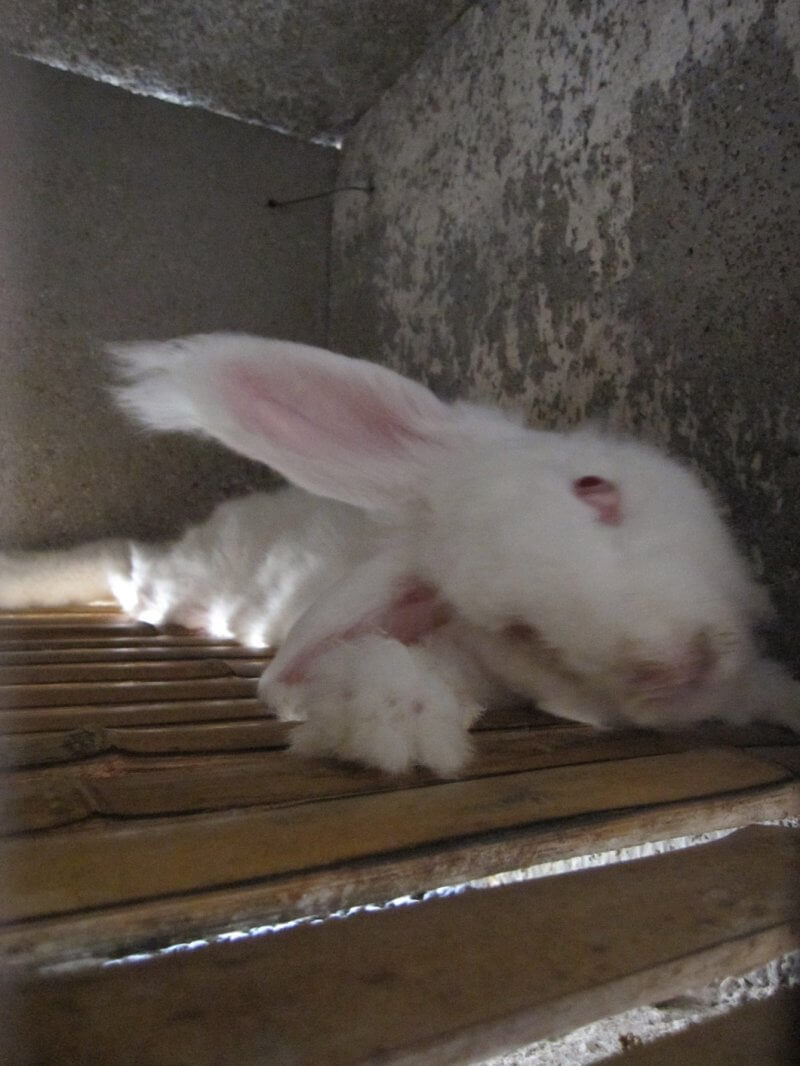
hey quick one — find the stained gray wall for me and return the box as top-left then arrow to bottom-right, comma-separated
330,0 -> 800,657
0,51 -> 337,548
0,0 -> 475,141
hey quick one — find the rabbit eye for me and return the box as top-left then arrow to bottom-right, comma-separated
572,475 -> 622,526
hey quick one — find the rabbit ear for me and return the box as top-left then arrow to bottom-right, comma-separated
110,333 -> 458,509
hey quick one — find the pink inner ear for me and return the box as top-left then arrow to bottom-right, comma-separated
226,365 -> 432,460
573,476 -> 622,526
277,579 -> 451,684
378,580 -> 452,643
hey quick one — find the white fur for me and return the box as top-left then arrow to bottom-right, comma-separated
285,635 -> 483,776
2,332 -> 797,775
107,488 -> 375,647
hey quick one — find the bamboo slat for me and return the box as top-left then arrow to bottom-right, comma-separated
751,745 -> 800,775
0,698 -> 265,735
1,659 -> 239,684
2,826 -> 798,1066
0,621 -> 156,640
1,727 -> 107,767
0,608 -> 123,623
0,698 -> 547,737
2,711 -> 793,771
46,737 -> 800,821
1,719 -> 288,768
2,747 -> 790,922
0,644 -> 270,664
0,675 -> 258,708
4,777 -> 796,978
3,726 -> 798,832
105,718 -> 288,754
222,659 -> 272,677
5,774 -> 93,832
0,634 -> 247,650
4,713 -> 794,778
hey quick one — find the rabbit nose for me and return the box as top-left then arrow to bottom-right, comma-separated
628,632 -> 716,697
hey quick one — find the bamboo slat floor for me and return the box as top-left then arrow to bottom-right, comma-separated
1,608 -> 799,1064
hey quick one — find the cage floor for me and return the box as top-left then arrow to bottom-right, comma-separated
1,607 -> 799,1063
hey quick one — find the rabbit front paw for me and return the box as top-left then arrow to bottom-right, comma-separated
260,635 -> 479,776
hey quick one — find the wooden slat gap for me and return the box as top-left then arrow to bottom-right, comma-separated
2,827 -> 798,1066
2,778 -> 797,975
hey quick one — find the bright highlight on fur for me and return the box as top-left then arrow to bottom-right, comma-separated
2,333 -> 798,774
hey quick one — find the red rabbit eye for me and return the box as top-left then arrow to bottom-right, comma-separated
572,476 -> 622,526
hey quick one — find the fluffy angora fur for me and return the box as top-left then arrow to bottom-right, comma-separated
2,333 -> 798,774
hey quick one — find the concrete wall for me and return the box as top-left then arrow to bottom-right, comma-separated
330,0 -> 800,659
0,51 -> 337,549
0,0 -> 475,141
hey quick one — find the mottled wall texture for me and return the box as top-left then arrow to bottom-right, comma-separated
0,51 -> 337,548
331,0 -> 800,657
0,0 -> 474,141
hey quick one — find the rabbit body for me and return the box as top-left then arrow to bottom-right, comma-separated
112,488 -> 376,649
3,332 -> 798,774
0,490 -> 373,646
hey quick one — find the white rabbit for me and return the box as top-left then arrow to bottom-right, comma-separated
2,332 -> 798,775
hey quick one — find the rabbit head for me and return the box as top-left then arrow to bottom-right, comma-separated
112,333 -> 770,731
418,432 -> 769,729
